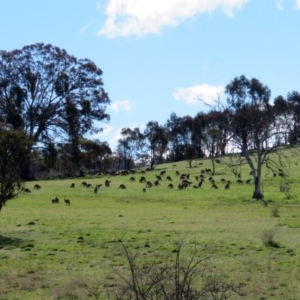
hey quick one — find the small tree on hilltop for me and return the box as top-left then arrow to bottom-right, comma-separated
184,145 -> 197,168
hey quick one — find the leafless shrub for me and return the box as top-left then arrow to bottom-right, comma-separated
261,229 -> 279,248
279,181 -> 292,199
113,242 -> 242,300
84,280 -> 110,300
52,277 -> 87,299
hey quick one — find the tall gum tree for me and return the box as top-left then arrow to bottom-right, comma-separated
116,128 -> 144,171
0,43 -> 111,178
225,75 -> 287,199
144,121 -> 168,169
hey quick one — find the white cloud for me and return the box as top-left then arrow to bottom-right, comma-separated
98,0 -> 248,38
109,100 -> 133,112
108,127 -> 123,150
278,0 -> 300,9
173,83 -> 225,105
80,22 -> 91,33
276,0 -> 283,10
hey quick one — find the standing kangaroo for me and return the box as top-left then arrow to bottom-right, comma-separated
64,199 -> 71,205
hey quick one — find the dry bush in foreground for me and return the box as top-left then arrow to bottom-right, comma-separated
279,181 -> 292,199
112,242 -> 243,300
261,229 -> 279,248
271,206 -> 280,218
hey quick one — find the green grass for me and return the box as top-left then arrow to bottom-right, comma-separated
1,154 -> 300,299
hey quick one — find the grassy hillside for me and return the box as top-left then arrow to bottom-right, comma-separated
1,151 -> 300,299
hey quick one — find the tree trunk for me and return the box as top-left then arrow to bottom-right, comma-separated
211,158 -> 216,175
252,175 -> 264,199
150,158 -> 154,170
21,158 -> 35,180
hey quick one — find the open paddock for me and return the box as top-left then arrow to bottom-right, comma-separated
1,156 -> 300,299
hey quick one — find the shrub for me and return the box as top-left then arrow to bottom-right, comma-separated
112,242 -> 242,299
78,166 -> 87,177
271,206 -> 280,217
261,229 -> 279,248
279,181 -> 292,199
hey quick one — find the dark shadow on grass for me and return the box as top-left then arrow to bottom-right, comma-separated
0,235 -> 33,249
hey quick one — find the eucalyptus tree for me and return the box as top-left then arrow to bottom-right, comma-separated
165,113 -> 194,162
144,121 -> 168,169
0,43 -> 111,178
184,145 -> 197,168
116,127 -> 144,171
286,91 -> 300,144
80,139 -> 112,173
0,127 -> 32,212
192,112 -> 208,158
273,95 -> 292,146
225,75 -> 284,199
204,127 -> 222,174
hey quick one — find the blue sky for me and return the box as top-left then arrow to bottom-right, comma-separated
1,0 -> 300,150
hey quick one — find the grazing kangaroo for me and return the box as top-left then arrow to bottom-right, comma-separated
225,181 -> 231,190
154,180 -> 160,186
143,188 -> 146,192
146,181 -> 153,188
70,183 -> 75,188
119,184 -> 126,189
246,178 -> 252,184
155,175 -> 162,181
211,183 -> 219,189
23,188 -> 31,193
51,197 -> 59,203
139,176 -> 146,183
168,183 -> 174,189
34,184 -> 41,190
198,180 -> 203,188
64,199 -> 70,206
166,176 -> 172,181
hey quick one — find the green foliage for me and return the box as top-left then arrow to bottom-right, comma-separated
0,43 -> 111,147
78,165 -> 87,177
0,127 -> 32,211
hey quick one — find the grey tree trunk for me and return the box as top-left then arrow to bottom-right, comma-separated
252,175 -> 263,199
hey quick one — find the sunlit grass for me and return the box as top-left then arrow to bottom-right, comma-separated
0,152 -> 300,298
